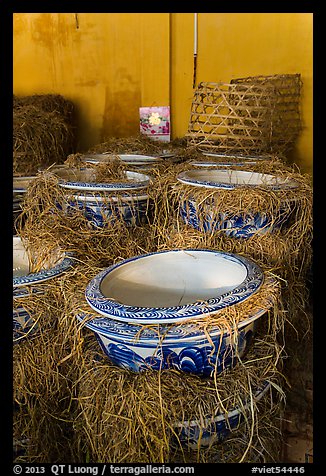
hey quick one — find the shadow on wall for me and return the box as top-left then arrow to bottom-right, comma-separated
101,86 -> 141,141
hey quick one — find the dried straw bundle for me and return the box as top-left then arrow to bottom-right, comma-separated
88,134 -> 168,156
13,280 -> 83,463
13,95 -> 76,175
73,331 -> 286,463
13,94 -> 75,123
13,260 -> 285,463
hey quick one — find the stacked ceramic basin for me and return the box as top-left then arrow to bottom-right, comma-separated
80,153 -> 167,172
13,235 -> 74,344
50,165 -> 152,228
13,176 -> 36,232
77,248 -> 274,447
177,168 -> 299,238
189,151 -> 269,169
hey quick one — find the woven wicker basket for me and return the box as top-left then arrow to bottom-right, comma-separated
231,74 -> 302,154
186,81 -> 278,155
187,75 -> 302,156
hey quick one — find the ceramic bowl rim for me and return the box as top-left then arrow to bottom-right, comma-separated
85,249 -> 264,324
189,160 -> 257,168
175,380 -> 271,430
13,236 -> 75,288
81,153 -> 163,165
177,169 -> 300,191
13,176 -> 37,193
51,166 -> 151,192
199,151 -> 272,161
76,304 -> 269,344
69,193 -> 149,203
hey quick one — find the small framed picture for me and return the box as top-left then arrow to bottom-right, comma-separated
139,106 -> 170,142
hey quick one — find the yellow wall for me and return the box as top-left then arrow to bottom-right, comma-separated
13,13 -> 170,151
13,13 -> 313,173
171,13 -> 313,173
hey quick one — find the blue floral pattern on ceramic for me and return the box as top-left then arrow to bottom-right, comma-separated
13,307 -> 38,343
174,381 -> 270,449
85,249 -> 264,324
13,254 -> 75,288
179,197 -> 290,239
65,196 -> 151,228
78,309 -> 257,375
54,168 -> 151,192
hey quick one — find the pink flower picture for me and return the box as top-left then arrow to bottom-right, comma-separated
139,106 -> 170,142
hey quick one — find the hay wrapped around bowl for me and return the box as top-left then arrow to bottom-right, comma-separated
76,249 -> 281,377
73,329 -> 286,463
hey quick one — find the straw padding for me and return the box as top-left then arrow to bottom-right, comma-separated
13,94 -> 76,176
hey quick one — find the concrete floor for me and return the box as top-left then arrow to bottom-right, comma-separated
281,306 -> 313,463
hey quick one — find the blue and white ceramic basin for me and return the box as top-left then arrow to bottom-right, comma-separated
177,169 -> 299,239
51,166 -> 152,227
52,166 -> 151,192
80,249 -> 269,375
80,153 -> 164,168
65,192 -> 151,228
174,381 -> 271,449
13,235 -> 74,343
13,235 -> 74,288
13,176 -> 37,194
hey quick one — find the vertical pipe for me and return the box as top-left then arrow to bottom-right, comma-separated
193,13 -> 198,89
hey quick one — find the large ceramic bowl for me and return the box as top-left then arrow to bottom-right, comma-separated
51,166 -> 152,227
51,166 -> 151,192
13,235 -> 74,288
81,153 -> 163,167
65,192 -> 151,228
85,249 -> 264,324
177,169 -> 299,238
13,176 -> 37,232
13,176 -> 37,193
80,249 -> 269,375
13,235 -> 74,343
174,381 -> 271,449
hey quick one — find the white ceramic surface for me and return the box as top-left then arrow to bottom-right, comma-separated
13,236 -> 74,288
81,153 -> 163,166
189,160 -> 257,168
200,151 -> 271,161
85,249 -> 264,324
13,176 -> 36,193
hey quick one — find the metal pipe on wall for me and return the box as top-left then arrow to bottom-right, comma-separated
193,13 -> 198,89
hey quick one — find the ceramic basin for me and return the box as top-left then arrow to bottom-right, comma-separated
174,381 -> 271,449
85,249 -> 264,324
13,236 -> 74,343
65,192 -> 151,228
177,169 -> 299,238
13,235 -> 74,288
51,166 -> 151,192
80,250 -> 268,375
